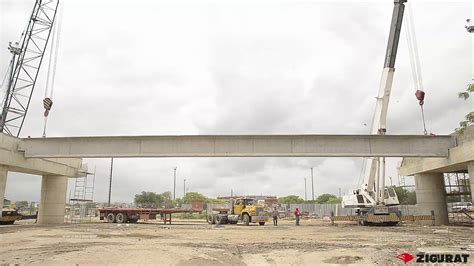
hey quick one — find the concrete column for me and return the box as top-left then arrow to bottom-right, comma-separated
38,175 -> 68,224
415,173 -> 448,225
0,166 -> 7,218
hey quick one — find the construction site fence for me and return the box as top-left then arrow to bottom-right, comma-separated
330,213 -> 435,224
204,203 -> 419,218
286,204 -> 419,217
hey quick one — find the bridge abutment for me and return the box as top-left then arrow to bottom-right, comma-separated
38,175 -> 68,224
414,172 -> 448,225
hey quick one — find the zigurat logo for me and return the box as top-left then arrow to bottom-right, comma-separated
396,252 -> 470,264
396,253 -> 414,264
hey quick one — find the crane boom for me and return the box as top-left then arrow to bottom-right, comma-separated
0,0 -> 60,137
384,0 -> 406,69
342,0 -> 407,225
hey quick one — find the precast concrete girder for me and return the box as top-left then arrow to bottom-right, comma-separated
18,134 -> 455,158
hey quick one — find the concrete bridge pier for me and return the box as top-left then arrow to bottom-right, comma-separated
0,166 -> 7,217
37,175 -> 68,225
414,172 -> 448,225
468,162 -> 474,200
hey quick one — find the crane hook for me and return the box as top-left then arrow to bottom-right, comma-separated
415,89 -> 425,106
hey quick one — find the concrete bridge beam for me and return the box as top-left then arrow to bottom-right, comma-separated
18,134 -> 455,158
37,175 -> 68,225
414,172 -> 448,225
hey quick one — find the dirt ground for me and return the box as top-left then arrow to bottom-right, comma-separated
0,219 -> 473,265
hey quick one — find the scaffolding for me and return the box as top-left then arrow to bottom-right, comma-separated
397,173 -> 472,225
398,175 -> 415,189
444,172 -> 472,225
68,166 -> 96,223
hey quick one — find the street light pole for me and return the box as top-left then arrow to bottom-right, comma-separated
173,167 -> 177,200
108,158 -> 114,207
304,177 -> 307,201
311,167 -> 315,201
183,178 -> 186,198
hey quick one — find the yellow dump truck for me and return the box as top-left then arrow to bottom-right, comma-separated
207,198 -> 269,226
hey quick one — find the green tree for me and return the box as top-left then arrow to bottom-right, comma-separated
326,197 -> 342,204
134,191 -> 164,207
456,83 -> 473,133
446,191 -> 462,203
278,195 -> 305,204
173,198 -> 184,207
182,192 -> 207,204
14,201 -> 29,209
173,192 -> 225,206
159,191 -> 173,207
206,198 -> 225,204
393,186 -> 416,204
406,190 -> 417,205
315,194 -> 340,204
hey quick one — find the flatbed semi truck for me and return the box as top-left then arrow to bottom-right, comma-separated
98,207 -> 201,224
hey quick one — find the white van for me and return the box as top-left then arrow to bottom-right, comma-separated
451,202 -> 473,212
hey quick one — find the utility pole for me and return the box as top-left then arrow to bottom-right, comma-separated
338,188 -> 342,198
310,167 -> 315,201
304,177 -> 307,201
108,158 -> 114,207
183,178 -> 186,198
173,167 -> 177,200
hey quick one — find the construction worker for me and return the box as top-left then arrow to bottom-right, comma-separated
294,207 -> 301,226
272,207 -> 279,226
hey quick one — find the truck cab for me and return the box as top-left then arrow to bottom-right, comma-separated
232,198 -> 268,225
233,198 -> 255,215
1,198 -> 22,225
208,197 -> 269,225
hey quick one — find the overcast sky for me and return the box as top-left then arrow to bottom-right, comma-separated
1,0 -> 472,203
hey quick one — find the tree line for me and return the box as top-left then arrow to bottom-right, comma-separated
134,186 -> 419,207
276,186 -> 417,205
134,191 -> 223,208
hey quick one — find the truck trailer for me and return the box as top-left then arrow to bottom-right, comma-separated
98,207 -> 201,224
